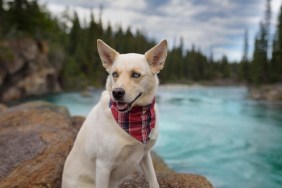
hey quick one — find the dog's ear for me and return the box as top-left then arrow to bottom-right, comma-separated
145,40 -> 168,74
97,39 -> 119,72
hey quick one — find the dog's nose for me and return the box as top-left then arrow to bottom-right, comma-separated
112,88 -> 125,100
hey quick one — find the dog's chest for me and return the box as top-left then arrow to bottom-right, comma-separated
110,143 -> 147,176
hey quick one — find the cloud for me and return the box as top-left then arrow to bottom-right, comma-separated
39,0 -> 282,61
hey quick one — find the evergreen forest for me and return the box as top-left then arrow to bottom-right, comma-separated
0,0 -> 282,89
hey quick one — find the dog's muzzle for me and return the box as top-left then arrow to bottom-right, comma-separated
111,92 -> 142,112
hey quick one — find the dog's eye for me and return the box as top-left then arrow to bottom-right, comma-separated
112,72 -> 118,78
132,72 -> 141,78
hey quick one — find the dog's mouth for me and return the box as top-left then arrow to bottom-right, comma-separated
115,93 -> 142,112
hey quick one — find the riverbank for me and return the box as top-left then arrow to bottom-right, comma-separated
248,83 -> 282,101
0,101 -> 213,188
160,82 -> 282,101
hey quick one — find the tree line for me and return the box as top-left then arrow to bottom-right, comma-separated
241,0 -> 282,85
0,0 -> 281,90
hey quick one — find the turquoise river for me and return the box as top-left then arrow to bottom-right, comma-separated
32,86 -> 282,188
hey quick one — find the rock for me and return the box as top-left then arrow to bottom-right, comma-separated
70,115 -> 86,134
249,83 -> 282,100
151,151 -> 172,173
0,67 -> 6,86
0,101 -> 76,187
0,41 -> 24,75
121,173 -> 213,188
0,101 -> 213,188
0,38 -> 62,102
121,151 -> 213,188
3,73 -> 64,101
80,90 -> 93,97
0,103 -> 7,113
81,86 -> 97,97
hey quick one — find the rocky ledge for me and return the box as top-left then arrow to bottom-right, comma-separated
0,38 -> 62,102
249,83 -> 282,101
0,101 -> 213,188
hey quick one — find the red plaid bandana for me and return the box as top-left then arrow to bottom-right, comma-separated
109,98 -> 156,144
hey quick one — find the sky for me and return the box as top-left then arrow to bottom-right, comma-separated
38,0 -> 282,61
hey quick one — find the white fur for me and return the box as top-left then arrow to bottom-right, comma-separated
62,39 -> 167,188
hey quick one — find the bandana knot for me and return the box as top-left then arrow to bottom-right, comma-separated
109,98 -> 156,144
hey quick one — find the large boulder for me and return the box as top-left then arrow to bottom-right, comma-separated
0,101 -> 213,188
0,38 -> 62,102
0,101 -> 82,187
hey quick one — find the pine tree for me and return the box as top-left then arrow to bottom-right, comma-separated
0,0 -> 4,36
84,11 -> 96,77
105,23 -> 113,44
250,0 -> 274,85
239,29 -> 250,82
252,22 -> 268,85
175,37 -> 184,79
0,0 -> 3,13
68,12 -> 81,55
242,29 -> 249,62
270,4 -> 282,82
2,0 -> 59,38
265,0 -> 271,59
6,0 -> 28,32
205,48 -> 216,80
62,11 -> 86,88
277,5 -> 282,81
220,55 -> 230,79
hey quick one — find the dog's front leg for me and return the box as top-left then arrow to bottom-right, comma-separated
140,152 -> 159,188
96,159 -> 111,188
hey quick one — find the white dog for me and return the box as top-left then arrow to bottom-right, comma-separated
62,39 -> 167,188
